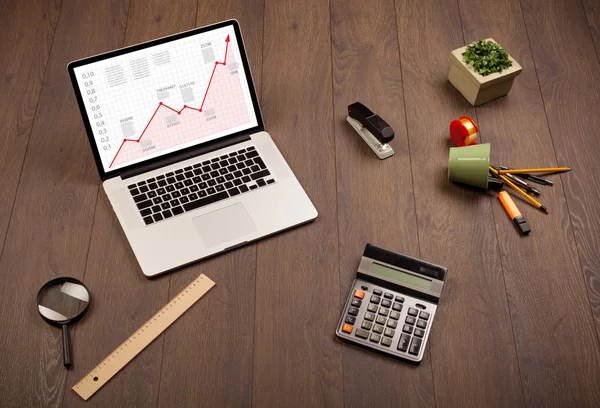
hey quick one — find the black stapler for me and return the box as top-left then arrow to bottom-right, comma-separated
347,102 -> 395,159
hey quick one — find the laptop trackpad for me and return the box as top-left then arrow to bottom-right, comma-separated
193,203 -> 256,248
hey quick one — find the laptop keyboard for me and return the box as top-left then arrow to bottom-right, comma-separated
127,146 -> 274,225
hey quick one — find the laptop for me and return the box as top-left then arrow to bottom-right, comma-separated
68,20 -> 317,277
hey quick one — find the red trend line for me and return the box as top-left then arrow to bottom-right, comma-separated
108,34 -> 231,168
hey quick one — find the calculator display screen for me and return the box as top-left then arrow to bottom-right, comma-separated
370,263 -> 432,290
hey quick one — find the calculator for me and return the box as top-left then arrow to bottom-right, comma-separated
336,244 -> 447,362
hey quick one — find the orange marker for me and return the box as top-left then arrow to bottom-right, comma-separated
499,191 -> 531,235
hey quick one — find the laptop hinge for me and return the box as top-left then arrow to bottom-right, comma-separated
120,133 -> 251,180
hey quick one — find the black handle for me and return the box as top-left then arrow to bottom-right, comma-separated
348,102 -> 394,144
62,324 -> 72,368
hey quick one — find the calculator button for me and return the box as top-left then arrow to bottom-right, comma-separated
405,316 -> 416,325
373,324 -> 384,334
364,312 -> 375,321
361,321 -> 373,330
414,328 -> 425,338
392,302 -> 403,312
408,307 -> 418,317
420,311 -> 430,320
348,307 -> 359,316
378,308 -> 389,317
367,304 -> 378,313
342,324 -> 353,334
409,337 -> 422,355
384,328 -> 395,338
373,289 -> 383,296
390,311 -> 401,320
384,292 -> 393,300
387,319 -> 398,329
381,337 -> 392,347
351,299 -> 362,308
370,333 -> 381,343
370,295 -> 381,304
397,333 -> 411,351
381,299 -> 392,308
402,324 -> 413,334
395,296 -> 405,303
356,329 -> 369,339
345,316 -> 356,325
416,319 -> 427,329
376,316 -> 386,325
353,290 -> 365,299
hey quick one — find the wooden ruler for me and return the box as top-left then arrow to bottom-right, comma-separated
72,274 -> 215,401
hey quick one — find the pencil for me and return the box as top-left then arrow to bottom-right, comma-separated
489,167 -> 549,214
498,167 -> 571,175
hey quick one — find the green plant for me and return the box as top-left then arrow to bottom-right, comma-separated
462,40 -> 513,76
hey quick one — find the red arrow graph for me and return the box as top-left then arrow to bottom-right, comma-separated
109,35 -> 231,168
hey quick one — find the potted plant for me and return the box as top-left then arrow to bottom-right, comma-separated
448,38 -> 522,106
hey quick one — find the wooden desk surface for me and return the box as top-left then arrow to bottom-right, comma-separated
1,0 -> 599,406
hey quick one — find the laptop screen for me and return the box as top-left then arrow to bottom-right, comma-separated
69,21 -> 261,177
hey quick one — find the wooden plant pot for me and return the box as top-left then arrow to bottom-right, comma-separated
448,38 -> 522,106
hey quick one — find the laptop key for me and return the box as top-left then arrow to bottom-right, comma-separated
219,168 -> 227,175
225,174 -> 234,181
224,181 -> 233,189
216,176 -> 225,183
228,157 -> 238,164
233,170 -> 243,178
184,179 -> 193,186
175,169 -> 184,174
153,213 -> 163,222
210,170 -> 219,178
245,159 -> 254,167
163,193 -> 172,201
128,184 -> 137,190
192,176 -> 201,183
193,169 -> 202,176
143,216 -> 154,225
199,190 -> 207,198
211,163 -> 220,170
175,182 -> 184,189
133,193 -> 147,203
189,193 -> 198,200
190,185 -> 199,192
246,150 -> 259,158
130,188 -> 140,196
172,191 -> 181,198
147,191 -> 157,199
219,160 -> 229,168
171,206 -> 184,215
140,185 -> 149,193
256,179 -> 266,187
250,165 -> 260,173
236,163 -> 245,170
151,205 -> 161,213
162,210 -> 173,219
201,174 -> 210,181
153,197 -> 162,204
176,174 -> 185,181
166,185 -> 175,192
148,182 -> 158,190
216,184 -> 225,192
170,199 -> 180,207
266,179 -> 275,184
181,188 -> 190,195
208,179 -> 216,187
137,200 -> 153,210
161,202 -> 170,210
166,172 -> 174,177
251,170 -> 271,180
249,185 -> 258,190
158,180 -> 167,187
242,176 -> 251,183
227,187 -> 240,196
233,179 -> 242,186
183,191 -> 229,212
140,208 -> 152,217
184,171 -> 193,178
207,187 -> 216,195
199,182 -> 207,189
157,187 -> 166,195
239,185 -> 249,193
247,146 -> 256,151
242,168 -> 252,175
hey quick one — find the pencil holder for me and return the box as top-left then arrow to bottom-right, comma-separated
448,143 -> 491,189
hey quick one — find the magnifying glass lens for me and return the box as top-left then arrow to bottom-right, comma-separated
37,278 -> 90,368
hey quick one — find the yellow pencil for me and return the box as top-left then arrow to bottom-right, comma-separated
489,167 -> 549,214
498,167 -> 571,175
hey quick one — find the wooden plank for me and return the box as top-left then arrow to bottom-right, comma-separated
0,0 -> 130,407
581,0 -> 600,61
394,0 -> 524,406
459,0 -> 600,406
519,0 -> 600,404
252,0 -> 343,406
0,0 -> 61,263
59,1 -> 197,407
157,2 -> 264,406
329,0 -> 435,405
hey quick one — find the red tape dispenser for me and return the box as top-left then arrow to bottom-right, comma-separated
450,116 -> 479,147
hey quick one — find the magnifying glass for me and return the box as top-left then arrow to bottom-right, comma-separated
37,277 -> 90,368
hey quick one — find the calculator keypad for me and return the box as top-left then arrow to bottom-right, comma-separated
337,279 -> 437,362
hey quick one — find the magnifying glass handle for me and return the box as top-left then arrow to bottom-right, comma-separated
62,324 -> 72,368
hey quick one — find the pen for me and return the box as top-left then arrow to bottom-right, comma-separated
498,191 -> 531,235
489,167 -> 549,214
498,167 -> 571,175
497,166 -> 553,186
498,171 -> 542,195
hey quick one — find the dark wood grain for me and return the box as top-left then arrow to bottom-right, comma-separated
520,1 -> 600,404
157,2 -> 264,407
330,0 -> 435,406
459,1 -> 600,406
581,0 -> 600,62
395,0 -> 524,406
0,0 -> 61,263
60,1 -> 196,407
252,0 -> 343,406
0,0 -> 130,407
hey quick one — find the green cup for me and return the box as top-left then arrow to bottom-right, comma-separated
448,143 -> 491,188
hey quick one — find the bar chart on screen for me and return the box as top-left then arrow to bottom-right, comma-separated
73,27 -> 257,172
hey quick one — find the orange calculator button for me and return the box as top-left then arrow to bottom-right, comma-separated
342,324 -> 353,334
354,290 -> 365,299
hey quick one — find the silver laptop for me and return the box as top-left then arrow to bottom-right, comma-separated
68,20 -> 317,277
